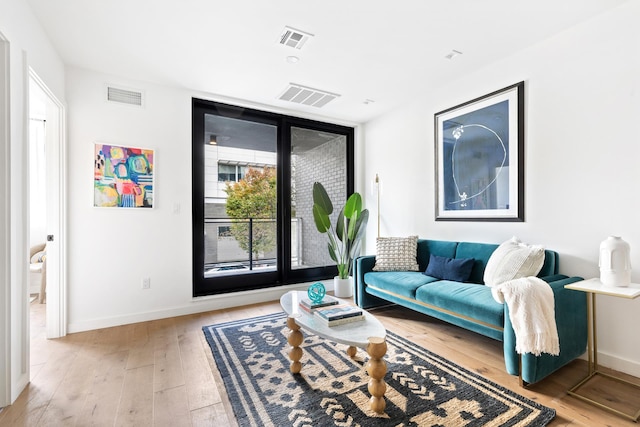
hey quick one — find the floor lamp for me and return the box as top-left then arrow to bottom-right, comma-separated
375,173 -> 380,238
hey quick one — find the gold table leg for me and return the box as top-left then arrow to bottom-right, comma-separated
287,317 -> 303,374
567,292 -> 640,422
589,292 -> 596,374
366,337 -> 387,414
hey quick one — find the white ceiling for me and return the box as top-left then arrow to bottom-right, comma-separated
26,0 -> 628,123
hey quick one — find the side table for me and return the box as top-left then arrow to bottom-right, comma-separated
565,278 -> 640,422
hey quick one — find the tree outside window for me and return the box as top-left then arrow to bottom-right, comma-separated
224,167 -> 276,260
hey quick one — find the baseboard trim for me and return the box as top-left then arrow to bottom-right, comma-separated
597,350 -> 640,378
67,280 -> 334,333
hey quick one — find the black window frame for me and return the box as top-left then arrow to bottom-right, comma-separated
192,98 -> 355,297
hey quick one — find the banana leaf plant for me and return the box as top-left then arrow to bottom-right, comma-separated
312,182 -> 369,279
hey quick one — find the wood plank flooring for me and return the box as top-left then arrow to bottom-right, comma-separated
0,296 -> 635,426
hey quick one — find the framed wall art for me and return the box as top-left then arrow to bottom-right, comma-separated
94,143 -> 154,208
434,81 -> 524,221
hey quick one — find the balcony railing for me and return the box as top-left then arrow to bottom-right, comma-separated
204,217 -> 301,276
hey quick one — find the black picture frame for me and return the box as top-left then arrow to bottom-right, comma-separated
434,81 -> 524,222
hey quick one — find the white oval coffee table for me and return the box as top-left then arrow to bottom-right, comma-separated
280,290 -> 388,414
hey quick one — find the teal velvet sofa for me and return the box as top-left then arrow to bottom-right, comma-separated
354,239 -> 588,385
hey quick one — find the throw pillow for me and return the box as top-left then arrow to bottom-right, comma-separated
483,237 -> 545,286
372,236 -> 419,272
424,254 -> 475,282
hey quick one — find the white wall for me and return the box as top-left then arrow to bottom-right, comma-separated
65,67 -> 356,332
67,68 -> 194,331
0,0 -> 66,405
362,1 -> 640,376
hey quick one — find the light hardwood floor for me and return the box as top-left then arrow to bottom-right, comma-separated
0,296 -> 636,426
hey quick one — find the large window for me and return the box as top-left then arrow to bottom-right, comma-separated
192,99 -> 354,296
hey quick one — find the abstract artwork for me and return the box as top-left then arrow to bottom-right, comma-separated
434,82 -> 524,221
94,143 -> 154,208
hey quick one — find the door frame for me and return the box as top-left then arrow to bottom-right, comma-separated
29,69 -> 67,339
0,31 -> 11,408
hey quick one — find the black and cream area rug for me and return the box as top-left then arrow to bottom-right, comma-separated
202,312 -> 555,427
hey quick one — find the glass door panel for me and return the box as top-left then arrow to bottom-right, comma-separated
290,127 -> 347,271
202,113 -> 277,282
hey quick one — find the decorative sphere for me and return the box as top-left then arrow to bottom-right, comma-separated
307,282 -> 326,304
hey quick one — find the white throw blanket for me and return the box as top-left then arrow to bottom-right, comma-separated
490,276 -> 559,356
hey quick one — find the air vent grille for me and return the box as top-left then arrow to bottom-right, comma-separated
279,26 -> 313,49
106,86 -> 143,107
278,83 -> 340,108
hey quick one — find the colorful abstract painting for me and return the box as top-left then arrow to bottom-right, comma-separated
94,143 -> 154,208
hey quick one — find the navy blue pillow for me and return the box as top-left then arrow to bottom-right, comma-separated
424,254 -> 475,282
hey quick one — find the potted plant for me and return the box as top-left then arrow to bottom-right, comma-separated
312,182 -> 369,297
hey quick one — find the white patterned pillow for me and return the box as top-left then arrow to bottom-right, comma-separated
372,236 -> 420,272
483,237 -> 545,286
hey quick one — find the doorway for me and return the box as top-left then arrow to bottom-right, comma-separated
28,71 -> 66,339
0,39 -> 66,410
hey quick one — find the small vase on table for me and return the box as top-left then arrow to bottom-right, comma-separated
599,236 -> 631,287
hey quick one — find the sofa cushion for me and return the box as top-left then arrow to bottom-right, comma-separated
372,236 -> 420,271
483,237 -> 545,286
454,242 -> 498,284
364,271 -> 436,299
538,250 -> 559,277
416,240 -> 458,271
424,254 -> 474,282
415,281 -> 504,327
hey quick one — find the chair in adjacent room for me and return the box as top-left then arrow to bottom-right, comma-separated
29,242 -> 47,303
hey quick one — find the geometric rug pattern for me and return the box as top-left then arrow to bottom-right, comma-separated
203,312 -> 555,427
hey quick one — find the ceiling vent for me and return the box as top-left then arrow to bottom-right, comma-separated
279,26 -> 313,49
278,83 -> 340,108
106,85 -> 144,107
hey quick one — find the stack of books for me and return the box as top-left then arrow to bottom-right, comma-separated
298,295 -> 340,314
313,304 -> 364,326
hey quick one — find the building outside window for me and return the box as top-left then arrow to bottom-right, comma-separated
218,163 -> 252,182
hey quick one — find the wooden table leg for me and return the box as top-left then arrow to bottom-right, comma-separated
366,337 -> 387,414
287,317 -> 303,374
346,346 -> 357,358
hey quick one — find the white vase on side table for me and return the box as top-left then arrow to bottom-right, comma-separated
599,236 -> 631,287
333,276 -> 353,298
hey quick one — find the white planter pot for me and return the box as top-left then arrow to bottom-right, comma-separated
333,276 -> 353,298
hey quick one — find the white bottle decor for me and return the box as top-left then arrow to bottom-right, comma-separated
599,236 -> 631,287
